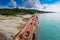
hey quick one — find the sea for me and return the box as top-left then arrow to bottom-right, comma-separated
36,13 -> 60,40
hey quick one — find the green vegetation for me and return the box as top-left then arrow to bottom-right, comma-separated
0,8 -> 37,16
0,8 -> 53,16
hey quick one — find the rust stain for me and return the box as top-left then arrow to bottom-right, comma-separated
12,15 -> 38,40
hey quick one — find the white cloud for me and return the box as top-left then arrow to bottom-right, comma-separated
0,0 -> 17,8
23,0 -> 60,12
23,0 -> 35,8
34,0 -> 43,9
41,2 -> 60,12
0,6 -> 9,9
23,0 -> 43,9
8,0 -> 17,8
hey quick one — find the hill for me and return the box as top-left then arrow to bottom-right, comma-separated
0,8 -> 54,16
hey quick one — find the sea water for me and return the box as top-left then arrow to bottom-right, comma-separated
36,13 -> 60,40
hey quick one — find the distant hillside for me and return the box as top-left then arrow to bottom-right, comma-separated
0,8 -> 54,16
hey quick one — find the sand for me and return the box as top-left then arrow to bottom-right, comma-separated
0,15 -> 32,40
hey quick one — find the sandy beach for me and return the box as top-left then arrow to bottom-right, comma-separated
0,14 -> 32,40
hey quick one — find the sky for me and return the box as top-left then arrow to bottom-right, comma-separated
0,0 -> 60,12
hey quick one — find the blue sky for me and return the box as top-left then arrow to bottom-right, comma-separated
40,0 -> 60,4
0,0 -> 60,12
0,0 -> 59,7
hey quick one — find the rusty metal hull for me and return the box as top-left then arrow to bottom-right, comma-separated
13,15 -> 38,40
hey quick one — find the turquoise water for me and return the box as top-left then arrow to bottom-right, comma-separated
36,13 -> 60,40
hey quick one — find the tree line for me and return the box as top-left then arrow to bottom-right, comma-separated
0,8 -> 37,16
